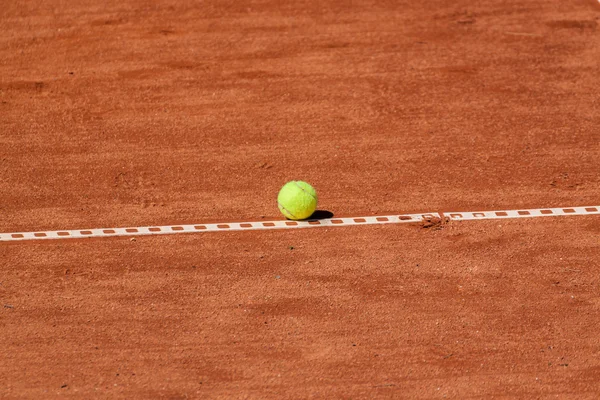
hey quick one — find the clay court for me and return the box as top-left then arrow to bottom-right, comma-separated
2,0 -> 600,398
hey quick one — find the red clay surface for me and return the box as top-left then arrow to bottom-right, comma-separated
1,0 -> 600,398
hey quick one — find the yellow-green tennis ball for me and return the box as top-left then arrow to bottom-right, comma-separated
277,181 -> 318,220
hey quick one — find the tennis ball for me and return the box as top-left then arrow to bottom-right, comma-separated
277,181 -> 318,220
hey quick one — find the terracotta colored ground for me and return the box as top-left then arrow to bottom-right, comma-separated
1,0 -> 599,398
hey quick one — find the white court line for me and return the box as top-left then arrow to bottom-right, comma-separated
0,213 -> 439,242
443,205 -> 600,221
0,205 -> 598,242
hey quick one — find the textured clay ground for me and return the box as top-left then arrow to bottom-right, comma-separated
1,0 -> 600,398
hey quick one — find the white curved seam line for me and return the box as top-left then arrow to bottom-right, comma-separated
293,181 -> 317,201
277,202 -> 297,220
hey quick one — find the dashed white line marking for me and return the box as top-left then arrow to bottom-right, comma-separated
0,205 -> 598,242
0,213 -> 438,242
443,205 -> 599,221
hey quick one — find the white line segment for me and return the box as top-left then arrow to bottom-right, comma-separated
0,205 -> 598,242
443,205 -> 599,221
0,213 -> 439,242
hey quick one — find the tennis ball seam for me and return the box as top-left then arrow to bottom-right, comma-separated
278,202 -> 297,219
293,181 -> 317,201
